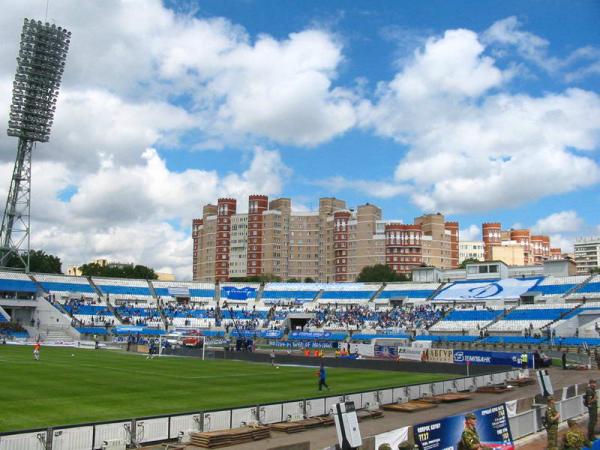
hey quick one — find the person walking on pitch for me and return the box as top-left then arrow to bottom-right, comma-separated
33,341 -> 41,361
318,362 -> 329,391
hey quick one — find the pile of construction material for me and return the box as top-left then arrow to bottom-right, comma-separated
189,426 -> 270,448
270,416 -> 334,433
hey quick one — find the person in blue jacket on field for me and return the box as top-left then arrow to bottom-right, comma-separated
318,362 -> 329,391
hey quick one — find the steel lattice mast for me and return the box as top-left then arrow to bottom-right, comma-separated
0,18 -> 71,272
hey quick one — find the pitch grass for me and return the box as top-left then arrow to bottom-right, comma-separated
0,345 -> 453,432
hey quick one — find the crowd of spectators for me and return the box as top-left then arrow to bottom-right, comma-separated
306,304 -> 445,331
115,302 -> 162,327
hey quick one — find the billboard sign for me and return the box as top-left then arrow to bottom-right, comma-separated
414,404 -> 514,450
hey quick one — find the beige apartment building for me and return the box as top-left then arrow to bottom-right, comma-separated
192,196 -> 460,282
481,222 -> 559,266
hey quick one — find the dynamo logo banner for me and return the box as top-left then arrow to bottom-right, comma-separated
414,404 -> 514,450
434,278 -> 541,301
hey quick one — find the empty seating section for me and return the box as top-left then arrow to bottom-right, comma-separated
151,281 -> 215,302
481,336 -> 546,345
530,276 -> 588,296
487,304 -> 571,333
378,283 -> 439,300
504,307 -> 570,320
262,283 -> 319,304
33,273 -> 95,297
444,310 -> 502,321
430,308 -> 503,333
76,327 -> 108,335
555,337 -> 600,346
92,277 -> 153,301
0,271 -> 38,293
561,305 -> 600,320
319,283 -> 377,303
351,333 -> 410,340
415,335 -> 479,343
570,275 -> 600,299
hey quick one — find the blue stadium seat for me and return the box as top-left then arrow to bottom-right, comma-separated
0,279 -> 38,293
444,310 -> 502,321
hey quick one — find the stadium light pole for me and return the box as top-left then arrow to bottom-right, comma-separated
0,18 -> 71,272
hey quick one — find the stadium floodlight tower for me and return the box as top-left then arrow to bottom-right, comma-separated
0,19 -> 70,272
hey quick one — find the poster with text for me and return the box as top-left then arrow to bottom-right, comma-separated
414,404 -> 514,450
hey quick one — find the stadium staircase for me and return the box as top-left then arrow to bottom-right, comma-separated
36,297 -> 81,341
28,273 -> 47,294
426,282 -> 447,301
105,299 -> 124,324
369,283 -> 386,302
87,276 -> 105,300
147,279 -> 158,300
54,302 -> 82,326
157,303 -> 169,330
255,283 -> 265,306
541,303 -> 583,332
481,305 -> 518,332
313,288 -> 325,303
215,281 -> 221,305
0,305 -> 11,321
563,275 -> 595,298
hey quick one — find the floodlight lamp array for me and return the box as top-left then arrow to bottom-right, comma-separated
7,18 -> 71,143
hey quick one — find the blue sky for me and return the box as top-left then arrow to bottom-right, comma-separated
168,1 -> 600,237
0,0 -> 598,277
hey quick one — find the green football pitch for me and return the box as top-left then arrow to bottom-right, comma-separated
0,345 -> 453,432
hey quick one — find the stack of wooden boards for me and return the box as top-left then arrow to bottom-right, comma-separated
382,393 -> 472,412
383,400 -> 437,412
189,426 -> 270,448
507,377 -> 535,387
270,416 -> 334,433
268,409 -> 383,434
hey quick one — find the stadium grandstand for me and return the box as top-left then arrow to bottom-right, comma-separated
1,259 -> 600,347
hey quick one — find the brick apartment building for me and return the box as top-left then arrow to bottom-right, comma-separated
481,222 -> 559,265
192,195 -> 459,282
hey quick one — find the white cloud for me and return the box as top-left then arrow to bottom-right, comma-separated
359,26 -> 600,213
483,16 -> 559,72
316,176 -> 410,199
459,224 -> 481,242
484,16 -> 600,80
0,147 -> 290,279
532,210 -> 583,235
0,0 -> 350,277
547,234 -> 574,253
22,1 -> 354,147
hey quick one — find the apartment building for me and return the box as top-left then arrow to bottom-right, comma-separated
193,196 -> 461,282
459,241 -> 485,263
482,222 -> 553,266
574,237 -> 600,274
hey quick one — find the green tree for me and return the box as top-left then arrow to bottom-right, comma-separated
286,278 -> 301,283
590,267 -> 600,274
459,258 -> 480,269
229,273 -> 282,283
3,249 -> 62,273
356,264 -> 409,282
79,262 -> 157,279
303,277 -> 316,283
